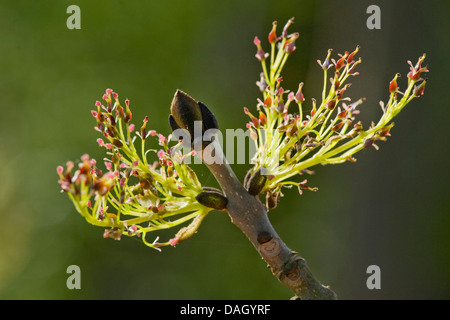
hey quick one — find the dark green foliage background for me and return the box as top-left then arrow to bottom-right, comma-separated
0,0 -> 448,299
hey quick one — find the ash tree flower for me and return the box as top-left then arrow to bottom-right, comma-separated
243,17 -> 428,210
57,89 -> 226,250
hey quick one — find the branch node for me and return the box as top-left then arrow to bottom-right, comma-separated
257,231 -> 273,244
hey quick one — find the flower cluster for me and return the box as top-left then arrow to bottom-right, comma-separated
57,89 -> 217,250
245,18 -> 428,210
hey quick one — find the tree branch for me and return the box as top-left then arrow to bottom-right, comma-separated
202,148 -> 337,300
169,89 -> 337,299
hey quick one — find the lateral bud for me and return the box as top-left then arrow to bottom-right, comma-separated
196,190 -> 228,210
246,167 -> 268,196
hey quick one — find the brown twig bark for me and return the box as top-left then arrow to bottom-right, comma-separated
203,149 -> 337,300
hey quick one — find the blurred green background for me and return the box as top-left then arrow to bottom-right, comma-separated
0,0 -> 448,299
